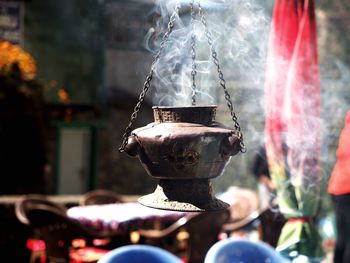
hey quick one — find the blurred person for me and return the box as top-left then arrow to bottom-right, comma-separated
251,144 -> 285,248
328,110 -> 350,263
251,145 -> 276,209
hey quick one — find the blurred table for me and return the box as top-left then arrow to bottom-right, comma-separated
67,202 -> 186,235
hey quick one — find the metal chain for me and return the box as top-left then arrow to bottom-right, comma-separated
119,1 -> 181,153
120,0 -> 245,153
190,0 -> 197,105
198,2 -> 246,152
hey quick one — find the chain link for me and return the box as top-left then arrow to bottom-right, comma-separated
190,0 -> 197,105
119,1 -> 181,153
198,2 -> 246,152
120,0 -> 245,153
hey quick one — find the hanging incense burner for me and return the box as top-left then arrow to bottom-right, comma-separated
119,1 -> 245,212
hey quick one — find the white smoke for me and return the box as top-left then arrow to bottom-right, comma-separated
144,0 -> 270,112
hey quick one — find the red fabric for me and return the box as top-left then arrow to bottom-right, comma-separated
26,239 -> 46,251
26,239 -> 46,263
328,111 -> 350,195
264,0 -> 320,194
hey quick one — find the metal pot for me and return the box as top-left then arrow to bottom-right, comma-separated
124,105 -> 242,211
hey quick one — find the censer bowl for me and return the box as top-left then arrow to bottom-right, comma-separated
124,105 -> 241,211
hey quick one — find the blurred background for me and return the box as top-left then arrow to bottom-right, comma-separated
0,0 -> 349,213
1,0 -> 349,262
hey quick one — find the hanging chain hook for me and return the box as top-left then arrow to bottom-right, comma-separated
119,1 -> 181,153
198,2 -> 246,152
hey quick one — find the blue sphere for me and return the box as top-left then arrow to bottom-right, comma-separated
204,238 -> 291,263
98,245 -> 182,263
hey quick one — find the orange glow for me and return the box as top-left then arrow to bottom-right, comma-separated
58,88 -> 70,104
0,41 -> 37,80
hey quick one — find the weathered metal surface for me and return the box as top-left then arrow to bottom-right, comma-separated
125,106 -> 241,180
125,105 -> 241,211
138,179 -> 229,212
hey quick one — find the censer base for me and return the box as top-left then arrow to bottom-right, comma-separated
138,179 -> 229,212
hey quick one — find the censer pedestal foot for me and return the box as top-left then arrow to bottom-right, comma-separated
138,179 -> 229,212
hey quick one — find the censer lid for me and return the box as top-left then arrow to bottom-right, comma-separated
132,122 -> 240,139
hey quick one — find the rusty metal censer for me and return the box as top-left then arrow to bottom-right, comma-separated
119,1 -> 246,212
